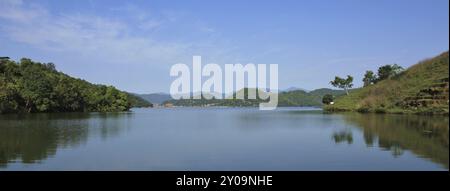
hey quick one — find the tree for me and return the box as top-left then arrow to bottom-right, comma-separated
362,70 -> 377,87
18,62 -> 54,112
330,75 -> 353,95
377,64 -> 404,81
322,94 -> 334,105
45,62 -> 56,71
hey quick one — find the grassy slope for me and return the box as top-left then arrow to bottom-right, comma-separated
325,51 -> 449,114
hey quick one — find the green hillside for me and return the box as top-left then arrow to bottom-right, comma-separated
0,58 -> 152,114
278,88 -> 346,106
277,90 -> 318,106
325,51 -> 449,114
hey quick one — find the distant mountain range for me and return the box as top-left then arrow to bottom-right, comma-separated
282,87 -> 309,92
135,93 -> 172,104
147,88 -> 346,107
134,87 -> 343,106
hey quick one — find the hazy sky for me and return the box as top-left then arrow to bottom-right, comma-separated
0,0 -> 448,93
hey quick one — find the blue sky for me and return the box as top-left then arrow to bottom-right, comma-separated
0,0 -> 448,93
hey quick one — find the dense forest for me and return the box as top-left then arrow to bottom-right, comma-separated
0,58 -> 152,114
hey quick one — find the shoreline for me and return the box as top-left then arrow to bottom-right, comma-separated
323,106 -> 449,116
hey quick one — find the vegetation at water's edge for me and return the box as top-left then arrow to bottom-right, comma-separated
324,51 -> 449,115
0,58 -> 152,114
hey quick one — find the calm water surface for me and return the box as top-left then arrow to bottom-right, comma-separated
0,107 -> 448,170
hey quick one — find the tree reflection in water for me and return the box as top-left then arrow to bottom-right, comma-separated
0,112 -> 133,167
332,130 -> 353,144
342,113 -> 449,168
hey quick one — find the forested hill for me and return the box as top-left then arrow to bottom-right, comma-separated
278,88 -> 345,106
0,58 -> 152,114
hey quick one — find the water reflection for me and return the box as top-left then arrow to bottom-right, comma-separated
0,112 -> 133,167
332,130 -> 353,144
0,108 -> 448,170
342,113 -> 449,168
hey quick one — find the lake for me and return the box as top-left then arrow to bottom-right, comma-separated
0,107 -> 448,170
